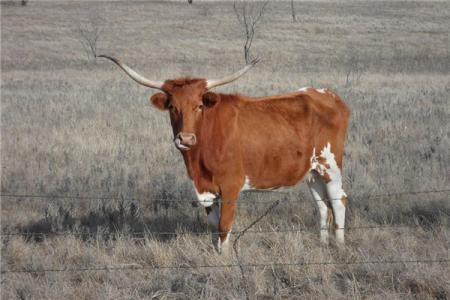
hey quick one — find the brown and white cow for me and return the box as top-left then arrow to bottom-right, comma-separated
99,55 -> 350,252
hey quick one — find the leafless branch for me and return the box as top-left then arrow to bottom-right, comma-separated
344,43 -> 367,87
233,0 -> 269,64
76,13 -> 104,62
291,0 -> 296,22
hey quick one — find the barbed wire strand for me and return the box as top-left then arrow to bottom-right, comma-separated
2,258 -> 449,275
1,222 -> 443,238
1,188 -> 449,204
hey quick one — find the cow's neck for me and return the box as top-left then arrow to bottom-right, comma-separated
182,148 -> 200,180
180,99 -> 238,191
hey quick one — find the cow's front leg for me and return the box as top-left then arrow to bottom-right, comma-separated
217,200 -> 237,253
216,187 -> 240,253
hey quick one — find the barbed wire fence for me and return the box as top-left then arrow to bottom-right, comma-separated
1,188 -> 449,278
0,222 -> 446,242
1,188 -> 449,238
2,188 -> 449,204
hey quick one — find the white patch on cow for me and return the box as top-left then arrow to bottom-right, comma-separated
193,184 -> 216,207
319,143 -> 346,198
316,88 -> 326,94
298,87 -> 310,92
241,176 -> 254,191
196,191 -> 216,207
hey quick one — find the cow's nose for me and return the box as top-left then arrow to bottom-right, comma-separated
177,132 -> 197,147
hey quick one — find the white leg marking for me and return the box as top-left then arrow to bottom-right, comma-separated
217,232 -> 231,254
207,204 -> 231,254
307,172 -> 329,244
193,184 -> 216,207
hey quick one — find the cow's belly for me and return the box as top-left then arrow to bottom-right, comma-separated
242,147 -> 311,190
241,176 -> 301,193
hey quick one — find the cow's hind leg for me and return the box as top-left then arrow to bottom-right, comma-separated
307,171 -> 333,244
311,143 -> 348,246
327,176 -> 347,246
319,146 -> 347,246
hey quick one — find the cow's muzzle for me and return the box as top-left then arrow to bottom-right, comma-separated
174,132 -> 196,151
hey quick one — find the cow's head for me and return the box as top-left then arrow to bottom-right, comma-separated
99,55 -> 258,152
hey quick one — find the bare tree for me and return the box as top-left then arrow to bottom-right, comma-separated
233,1 -> 268,64
343,44 -> 366,87
290,0 -> 296,22
76,13 -> 104,62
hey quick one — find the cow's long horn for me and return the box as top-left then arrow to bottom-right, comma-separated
206,58 -> 259,89
98,55 -> 164,90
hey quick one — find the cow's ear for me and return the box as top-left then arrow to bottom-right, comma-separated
202,92 -> 220,108
150,92 -> 168,111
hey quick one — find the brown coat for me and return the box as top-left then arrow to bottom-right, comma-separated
151,80 -> 350,246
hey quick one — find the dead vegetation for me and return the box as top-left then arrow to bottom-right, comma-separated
1,1 -> 449,299
233,0 -> 269,63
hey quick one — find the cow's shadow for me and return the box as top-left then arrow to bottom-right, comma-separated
7,199 -> 208,243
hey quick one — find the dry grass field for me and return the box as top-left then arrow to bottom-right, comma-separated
1,1 -> 449,299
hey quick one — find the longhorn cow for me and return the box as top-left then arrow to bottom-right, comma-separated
99,55 -> 350,252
